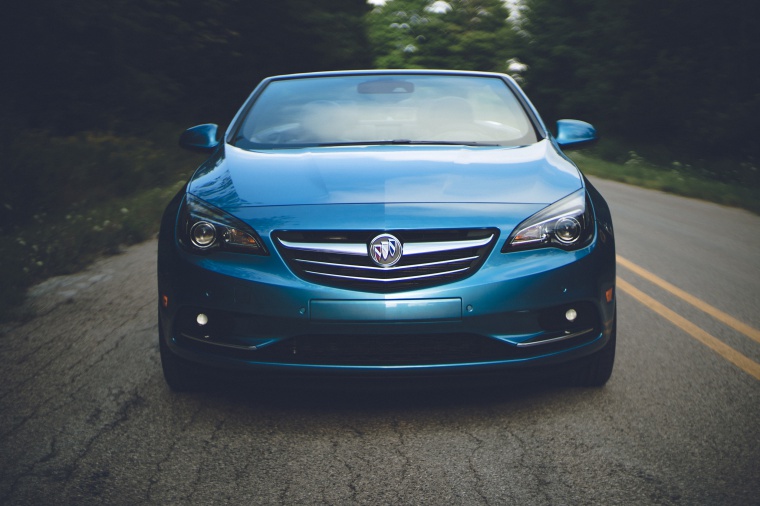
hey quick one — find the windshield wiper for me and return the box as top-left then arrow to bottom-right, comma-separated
315,139 -> 501,147
391,140 -> 501,147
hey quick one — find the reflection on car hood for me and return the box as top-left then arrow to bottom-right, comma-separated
188,140 -> 582,210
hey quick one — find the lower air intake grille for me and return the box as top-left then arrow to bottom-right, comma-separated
273,228 -> 498,293
252,333 -> 515,366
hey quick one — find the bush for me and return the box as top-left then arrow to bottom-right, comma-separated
0,126 -> 195,225
0,126 -> 200,320
584,137 -> 760,189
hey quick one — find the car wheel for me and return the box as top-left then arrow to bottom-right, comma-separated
159,323 -> 200,392
570,313 -> 616,387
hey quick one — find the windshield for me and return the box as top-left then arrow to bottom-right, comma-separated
232,74 -> 539,149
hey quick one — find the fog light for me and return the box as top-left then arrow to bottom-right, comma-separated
565,308 -> 578,322
196,313 -> 209,326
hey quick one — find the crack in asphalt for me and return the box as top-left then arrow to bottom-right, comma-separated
388,416 -> 412,503
0,328 -> 76,403
1,387 -> 147,504
144,403 -> 205,504
0,316 -> 151,443
465,431 -> 491,506
185,416 -> 228,504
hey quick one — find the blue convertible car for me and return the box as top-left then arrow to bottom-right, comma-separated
157,70 -> 616,391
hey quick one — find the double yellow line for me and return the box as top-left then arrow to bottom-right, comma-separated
617,255 -> 760,381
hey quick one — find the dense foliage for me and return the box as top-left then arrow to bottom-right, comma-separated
368,0 -> 515,71
513,0 -> 760,168
1,0 -> 372,136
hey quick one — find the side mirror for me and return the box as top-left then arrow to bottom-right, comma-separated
179,124 -> 219,153
556,119 -> 597,149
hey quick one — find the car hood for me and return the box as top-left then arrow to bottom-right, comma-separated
188,140 -> 582,211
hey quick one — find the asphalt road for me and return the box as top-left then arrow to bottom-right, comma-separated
1,177 -> 759,505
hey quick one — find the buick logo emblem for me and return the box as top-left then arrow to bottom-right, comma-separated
369,233 -> 403,267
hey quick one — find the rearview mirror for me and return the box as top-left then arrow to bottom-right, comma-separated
556,120 -> 597,149
357,79 -> 414,94
179,124 -> 219,153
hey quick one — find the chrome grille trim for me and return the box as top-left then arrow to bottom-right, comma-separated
516,328 -> 595,347
294,255 -> 480,272
399,237 -> 493,255
273,229 -> 498,292
278,235 -> 493,256
277,240 -> 367,256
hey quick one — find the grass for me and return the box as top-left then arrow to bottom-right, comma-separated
0,126 -> 201,322
0,182 -> 187,322
569,151 -> 760,215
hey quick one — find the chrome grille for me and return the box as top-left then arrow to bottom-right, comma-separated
273,229 -> 498,292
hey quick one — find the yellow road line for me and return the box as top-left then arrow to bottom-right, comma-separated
617,277 -> 760,381
617,255 -> 760,345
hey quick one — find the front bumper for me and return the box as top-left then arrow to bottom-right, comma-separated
158,232 -> 616,375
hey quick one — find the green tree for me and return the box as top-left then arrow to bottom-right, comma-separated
0,0 -> 373,135
368,0 -> 516,72
515,0 -> 760,163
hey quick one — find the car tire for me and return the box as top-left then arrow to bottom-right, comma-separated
570,313 -> 616,387
159,323 -> 200,392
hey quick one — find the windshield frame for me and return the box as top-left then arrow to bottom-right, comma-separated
228,71 -> 546,151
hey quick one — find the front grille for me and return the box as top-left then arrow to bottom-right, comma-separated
273,228 -> 499,292
183,329 -> 600,366
246,333 -> 516,366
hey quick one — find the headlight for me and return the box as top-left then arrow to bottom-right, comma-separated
503,188 -> 594,252
179,194 -> 268,255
